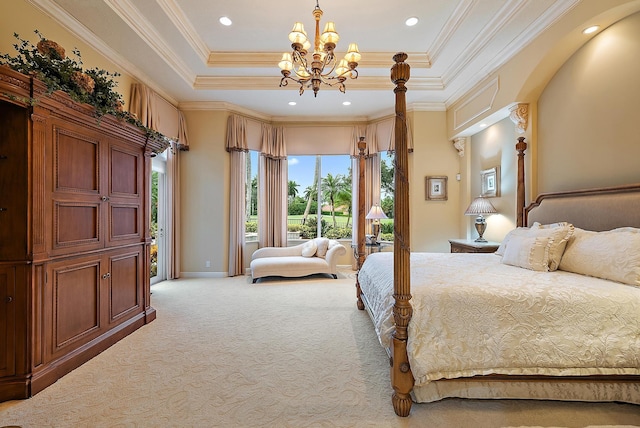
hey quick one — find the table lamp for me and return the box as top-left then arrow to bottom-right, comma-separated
365,204 -> 388,244
464,196 -> 497,242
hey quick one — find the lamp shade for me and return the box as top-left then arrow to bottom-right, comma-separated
366,204 -> 388,220
464,197 -> 497,216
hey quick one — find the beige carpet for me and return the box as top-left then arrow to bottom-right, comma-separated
1,271 -> 639,428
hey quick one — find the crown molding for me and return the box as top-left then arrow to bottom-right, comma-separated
442,0 -> 527,88
193,75 -> 442,91
103,0 -> 195,86
206,51 -> 430,69
26,0 -> 179,105
427,0 -> 475,65
156,0 -> 210,63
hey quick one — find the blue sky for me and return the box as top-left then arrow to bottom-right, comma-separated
251,152 -> 352,194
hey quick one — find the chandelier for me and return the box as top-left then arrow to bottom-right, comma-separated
278,0 -> 361,97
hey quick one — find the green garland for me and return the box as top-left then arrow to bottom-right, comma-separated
1,30 -> 168,142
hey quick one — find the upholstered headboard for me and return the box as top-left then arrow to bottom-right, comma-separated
524,184 -> 640,231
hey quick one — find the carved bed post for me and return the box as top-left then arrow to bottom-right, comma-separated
390,52 -> 414,417
516,136 -> 527,227
355,136 -> 367,310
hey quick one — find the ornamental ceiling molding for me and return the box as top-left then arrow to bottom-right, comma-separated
452,137 -> 466,157
509,103 -> 529,133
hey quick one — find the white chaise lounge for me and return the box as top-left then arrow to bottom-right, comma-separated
250,237 -> 347,283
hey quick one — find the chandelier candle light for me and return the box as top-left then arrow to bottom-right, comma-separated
464,196 -> 497,242
278,0 -> 361,96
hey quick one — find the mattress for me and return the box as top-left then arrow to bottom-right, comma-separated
357,252 -> 640,388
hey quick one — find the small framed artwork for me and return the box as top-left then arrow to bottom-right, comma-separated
481,166 -> 500,197
425,176 -> 448,201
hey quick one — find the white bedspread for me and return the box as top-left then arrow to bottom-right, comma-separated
357,252 -> 640,388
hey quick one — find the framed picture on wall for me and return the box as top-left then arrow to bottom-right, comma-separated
481,166 -> 500,197
425,176 -> 448,201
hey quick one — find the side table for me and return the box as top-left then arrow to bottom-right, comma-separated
449,239 -> 500,253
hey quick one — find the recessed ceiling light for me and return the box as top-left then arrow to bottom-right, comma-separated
582,25 -> 599,34
479,123 -> 487,128
342,101 -> 351,106
219,16 -> 232,26
288,101 -> 296,106
405,17 -> 418,27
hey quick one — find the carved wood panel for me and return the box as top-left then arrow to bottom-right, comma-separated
0,266 -> 16,377
0,102 -> 28,260
109,248 -> 142,322
51,258 -> 101,357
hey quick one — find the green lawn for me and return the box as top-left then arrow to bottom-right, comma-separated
286,214 -> 393,228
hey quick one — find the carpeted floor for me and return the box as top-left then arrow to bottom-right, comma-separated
0,271 -> 639,427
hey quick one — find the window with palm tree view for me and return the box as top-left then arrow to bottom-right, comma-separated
246,151 -> 395,241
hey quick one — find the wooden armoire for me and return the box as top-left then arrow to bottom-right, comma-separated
0,67 -> 168,401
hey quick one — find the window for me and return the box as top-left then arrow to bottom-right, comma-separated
287,155 -> 352,240
246,150 -> 258,242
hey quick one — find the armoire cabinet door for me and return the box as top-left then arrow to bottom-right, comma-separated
107,140 -> 143,247
0,101 -> 28,261
49,123 -> 104,256
0,265 -> 16,377
108,246 -> 143,323
46,254 -> 103,362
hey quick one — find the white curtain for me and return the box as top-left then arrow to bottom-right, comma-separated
258,124 -> 287,248
166,142 -> 181,279
226,115 -> 248,276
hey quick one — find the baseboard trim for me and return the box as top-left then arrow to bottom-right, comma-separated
179,271 -> 227,278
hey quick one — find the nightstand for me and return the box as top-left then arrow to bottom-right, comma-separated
449,239 -> 500,253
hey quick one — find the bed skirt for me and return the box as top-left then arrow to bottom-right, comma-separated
413,377 -> 640,404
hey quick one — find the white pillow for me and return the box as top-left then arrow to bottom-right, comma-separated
531,222 -> 574,271
314,237 -> 330,258
501,234 -> 552,272
497,222 -> 574,271
496,227 -> 530,257
301,240 -> 317,257
559,227 -> 640,286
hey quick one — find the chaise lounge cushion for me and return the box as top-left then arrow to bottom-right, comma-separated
250,238 -> 347,282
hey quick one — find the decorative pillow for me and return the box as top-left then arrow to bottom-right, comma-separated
530,222 -> 574,271
301,240 -> 317,257
496,222 -> 574,271
314,237 -> 330,258
558,227 -> 640,286
328,239 -> 340,250
500,234 -> 552,272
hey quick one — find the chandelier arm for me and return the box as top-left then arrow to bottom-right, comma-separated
279,1 -> 359,95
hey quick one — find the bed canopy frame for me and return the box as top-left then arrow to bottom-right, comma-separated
355,53 -> 640,417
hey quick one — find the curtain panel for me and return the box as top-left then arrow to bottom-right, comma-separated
166,142 -> 181,279
258,124 -> 288,248
226,114 -> 249,276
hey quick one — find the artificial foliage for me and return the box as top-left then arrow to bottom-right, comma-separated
0,30 -> 168,141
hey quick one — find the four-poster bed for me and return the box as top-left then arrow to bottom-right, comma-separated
354,53 -> 640,417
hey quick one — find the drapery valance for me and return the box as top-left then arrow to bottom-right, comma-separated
350,124 -> 380,157
260,123 -> 287,159
226,114 -> 248,152
129,82 -> 189,150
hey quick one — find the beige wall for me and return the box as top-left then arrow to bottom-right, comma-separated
468,118 -> 519,243
410,111 -> 461,252
1,0 -> 136,112
536,11 -> 640,193
180,110 -> 230,275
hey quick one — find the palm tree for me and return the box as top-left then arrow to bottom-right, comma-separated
302,155 -> 321,225
322,173 -> 348,228
288,180 -> 299,203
